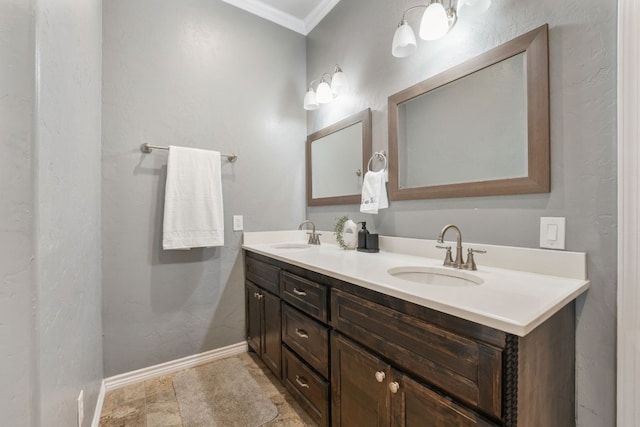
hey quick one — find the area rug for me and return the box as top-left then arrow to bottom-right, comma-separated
173,357 -> 278,427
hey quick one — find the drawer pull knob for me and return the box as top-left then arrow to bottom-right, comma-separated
292,288 -> 307,297
253,292 -> 263,300
388,381 -> 400,394
295,375 -> 310,388
375,371 -> 386,383
295,328 -> 309,339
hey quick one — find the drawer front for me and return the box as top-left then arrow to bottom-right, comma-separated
281,271 -> 328,322
246,256 -> 280,295
282,304 -> 329,378
282,346 -> 330,427
331,289 -> 502,419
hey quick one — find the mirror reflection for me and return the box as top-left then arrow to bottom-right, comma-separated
312,122 -> 363,199
389,24 -> 549,200
398,53 -> 527,188
307,109 -> 372,206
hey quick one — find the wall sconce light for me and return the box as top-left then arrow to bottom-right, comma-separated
392,0 -> 490,58
303,65 -> 349,111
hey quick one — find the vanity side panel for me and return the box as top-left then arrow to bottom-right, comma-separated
516,302 -> 575,426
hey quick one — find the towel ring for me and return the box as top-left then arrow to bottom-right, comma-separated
367,151 -> 387,172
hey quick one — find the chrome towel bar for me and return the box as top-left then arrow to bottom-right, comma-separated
140,143 -> 238,162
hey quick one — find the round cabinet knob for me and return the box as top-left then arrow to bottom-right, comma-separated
388,381 -> 400,394
375,371 -> 386,383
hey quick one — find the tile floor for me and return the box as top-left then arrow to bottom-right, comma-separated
99,352 -> 317,427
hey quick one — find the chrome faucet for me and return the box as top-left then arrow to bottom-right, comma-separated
437,224 -> 464,268
298,220 -> 321,245
436,224 -> 486,270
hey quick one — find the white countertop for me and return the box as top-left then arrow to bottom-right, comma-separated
242,230 -> 590,337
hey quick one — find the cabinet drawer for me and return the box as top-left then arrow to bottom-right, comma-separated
282,304 -> 329,378
281,271 -> 328,322
331,289 -> 502,419
246,256 -> 280,295
282,346 -> 330,427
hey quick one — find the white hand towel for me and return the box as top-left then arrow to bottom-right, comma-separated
162,146 -> 224,250
360,169 -> 389,214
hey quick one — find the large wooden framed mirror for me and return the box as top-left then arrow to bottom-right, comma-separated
307,109 -> 372,206
388,24 -> 549,200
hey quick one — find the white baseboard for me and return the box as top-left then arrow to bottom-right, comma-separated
90,380 -> 106,427
103,341 -> 248,391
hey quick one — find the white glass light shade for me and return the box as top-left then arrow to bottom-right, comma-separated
458,0 -> 491,16
392,21 -> 417,57
303,88 -> 319,110
316,81 -> 333,104
330,70 -> 349,96
419,2 -> 450,41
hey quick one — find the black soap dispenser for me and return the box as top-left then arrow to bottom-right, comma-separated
357,222 -> 369,251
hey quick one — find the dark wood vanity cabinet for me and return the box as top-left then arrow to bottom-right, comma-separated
245,255 -> 282,378
244,251 -> 576,427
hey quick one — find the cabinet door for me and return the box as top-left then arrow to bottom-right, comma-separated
331,332 -> 391,427
246,281 -> 262,355
262,290 -> 282,378
391,369 -> 496,427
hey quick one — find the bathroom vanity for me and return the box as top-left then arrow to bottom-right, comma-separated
243,231 -> 589,427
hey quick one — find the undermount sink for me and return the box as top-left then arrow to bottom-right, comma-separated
387,266 -> 483,287
271,242 -> 311,250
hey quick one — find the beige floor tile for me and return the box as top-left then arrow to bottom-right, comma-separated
99,353 -> 317,427
146,401 -> 182,426
121,381 -> 146,403
145,375 -> 174,396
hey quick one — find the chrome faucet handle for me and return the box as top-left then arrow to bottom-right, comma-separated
436,245 -> 455,267
462,248 -> 486,271
307,232 -> 321,245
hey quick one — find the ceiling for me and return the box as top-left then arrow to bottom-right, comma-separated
220,0 -> 341,35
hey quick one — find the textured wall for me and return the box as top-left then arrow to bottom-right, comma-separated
102,0 -> 306,376
306,1 -> 616,426
35,0 -> 104,425
0,0 -> 36,424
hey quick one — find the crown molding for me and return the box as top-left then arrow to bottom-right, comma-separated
221,0 -> 340,35
304,0 -> 341,34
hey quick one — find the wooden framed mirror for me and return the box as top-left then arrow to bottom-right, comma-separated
307,108 -> 372,206
388,24 -> 549,200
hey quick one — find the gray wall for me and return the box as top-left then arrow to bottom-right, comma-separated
0,0 -> 36,423
102,0 -> 306,376
35,0 -> 104,424
306,1 -> 616,426
1,0 -> 104,426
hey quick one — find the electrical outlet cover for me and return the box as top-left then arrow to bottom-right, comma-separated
233,215 -> 243,231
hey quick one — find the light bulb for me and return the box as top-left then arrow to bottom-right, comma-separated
419,2 -> 450,41
392,21 -> 417,58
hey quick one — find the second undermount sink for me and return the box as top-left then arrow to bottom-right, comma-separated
271,242 -> 311,250
387,266 -> 483,287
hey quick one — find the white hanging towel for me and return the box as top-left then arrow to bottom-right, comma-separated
162,146 -> 224,250
360,169 -> 389,214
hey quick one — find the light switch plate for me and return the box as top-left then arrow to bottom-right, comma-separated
233,215 -> 243,231
540,217 -> 565,249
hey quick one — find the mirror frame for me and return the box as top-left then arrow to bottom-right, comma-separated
306,108 -> 372,206
388,24 -> 550,200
